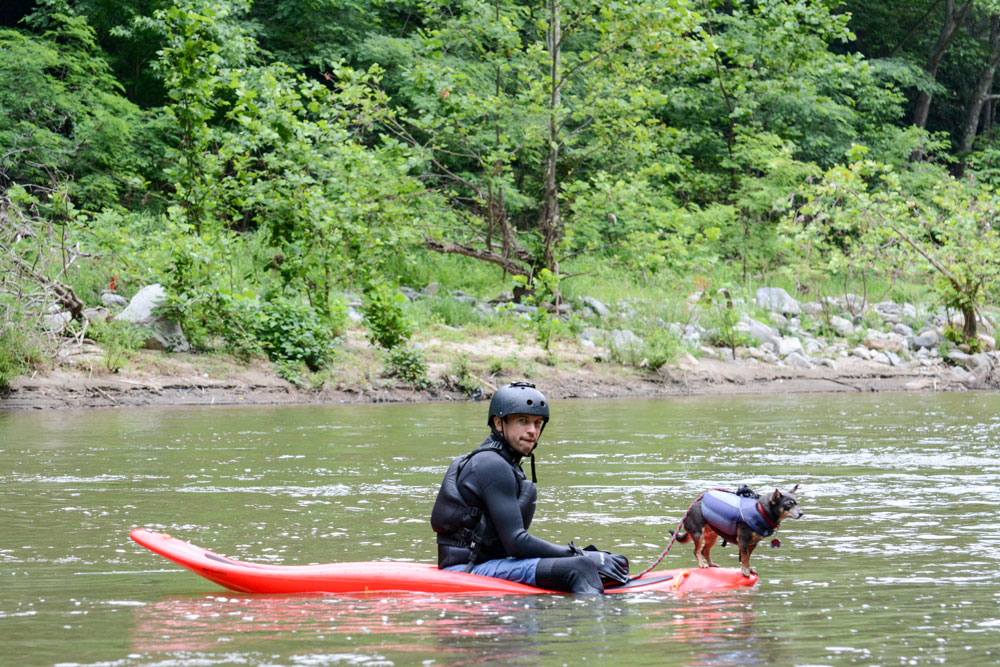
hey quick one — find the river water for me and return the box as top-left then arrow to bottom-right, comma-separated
2,393 -> 999,665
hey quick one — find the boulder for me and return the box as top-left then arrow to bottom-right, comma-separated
911,331 -> 940,350
115,284 -> 190,352
777,336 -> 805,357
421,282 -> 440,296
783,351 -> 812,368
101,292 -> 128,308
582,296 -> 611,319
43,311 -> 72,331
742,316 -> 780,347
610,329 -> 643,356
801,301 -> 824,318
829,315 -> 854,337
755,287 -> 801,315
892,322 -> 914,337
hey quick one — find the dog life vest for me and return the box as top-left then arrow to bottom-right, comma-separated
701,490 -> 775,544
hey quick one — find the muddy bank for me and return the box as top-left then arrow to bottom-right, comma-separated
0,340 -> 981,410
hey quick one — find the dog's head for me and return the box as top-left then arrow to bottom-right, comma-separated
767,485 -> 803,523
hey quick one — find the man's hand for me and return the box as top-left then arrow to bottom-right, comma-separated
571,542 -> 629,584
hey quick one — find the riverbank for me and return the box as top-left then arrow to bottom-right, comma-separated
0,328 -> 983,410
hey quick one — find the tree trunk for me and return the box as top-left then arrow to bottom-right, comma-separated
959,14 -> 1000,160
539,0 -> 562,275
912,0 -> 975,156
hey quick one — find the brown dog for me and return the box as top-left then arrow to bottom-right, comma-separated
674,485 -> 802,577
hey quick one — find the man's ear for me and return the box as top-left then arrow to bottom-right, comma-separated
492,415 -> 504,430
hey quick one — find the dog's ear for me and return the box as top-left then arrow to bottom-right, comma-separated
770,488 -> 782,503
790,484 -> 799,494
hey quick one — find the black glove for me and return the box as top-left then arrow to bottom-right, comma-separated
570,542 -> 629,584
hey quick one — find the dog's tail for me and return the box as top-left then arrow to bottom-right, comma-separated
669,529 -> 690,543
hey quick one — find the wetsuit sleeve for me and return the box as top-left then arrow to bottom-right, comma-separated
471,454 -> 575,559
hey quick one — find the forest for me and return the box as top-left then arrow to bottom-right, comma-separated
4,0 -> 1000,388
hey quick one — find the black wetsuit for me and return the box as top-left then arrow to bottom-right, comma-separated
431,435 -> 604,594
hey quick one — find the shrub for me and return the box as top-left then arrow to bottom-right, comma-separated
89,320 -> 148,373
249,297 -> 335,370
364,282 -> 412,350
384,346 -> 430,388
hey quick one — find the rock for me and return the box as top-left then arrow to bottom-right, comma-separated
755,287 -> 801,315
43,311 -> 72,331
950,365 -> 975,384
814,357 -> 837,368
454,295 -> 477,306
784,351 -> 812,368
911,331 -> 940,350
771,312 -> 790,329
804,338 -> 825,355
347,306 -> 364,323
610,329 -> 643,356
777,336 -> 804,357
399,286 -> 420,301
870,351 -> 891,365
830,315 -> 854,337
979,334 -> 996,351
677,353 -> 700,370
947,349 -> 973,367
101,292 -> 128,308
851,346 -> 871,360
864,336 -> 903,352
802,302 -> 824,318
582,296 -> 611,318
83,307 -> 110,323
892,322 -> 914,337
511,303 -> 537,314
116,284 -> 190,352
743,316 -> 780,347
421,282 -> 439,296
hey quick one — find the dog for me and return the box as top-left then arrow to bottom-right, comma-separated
673,485 -> 802,577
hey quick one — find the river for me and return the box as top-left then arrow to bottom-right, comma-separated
2,393 -> 998,665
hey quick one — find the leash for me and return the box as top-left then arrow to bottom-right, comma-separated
628,485 -> 758,581
628,491 -> 706,581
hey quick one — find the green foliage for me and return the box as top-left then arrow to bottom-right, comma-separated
510,269 -> 569,353
384,345 -> 430,389
0,317 -> 44,389
789,148 -> 1000,342
363,282 -> 412,350
0,3 -> 143,209
247,297 -> 335,370
89,319 -> 148,372
446,354 -> 483,397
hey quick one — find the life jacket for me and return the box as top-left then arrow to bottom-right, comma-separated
701,489 -> 776,544
431,436 -> 537,569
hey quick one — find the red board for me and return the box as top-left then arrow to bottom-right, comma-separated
130,528 -> 758,595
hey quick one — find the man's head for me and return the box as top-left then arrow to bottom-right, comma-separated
488,382 -> 549,455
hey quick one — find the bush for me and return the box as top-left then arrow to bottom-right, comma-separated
364,282 -> 412,350
249,297 -> 335,370
89,320 -> 148,373
384,345 -> 430,388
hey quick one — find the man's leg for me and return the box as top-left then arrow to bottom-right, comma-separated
534,555 -> 603,595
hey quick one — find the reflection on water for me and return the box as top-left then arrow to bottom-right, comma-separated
2,394 -> 1000,665
129,591 -> 764,665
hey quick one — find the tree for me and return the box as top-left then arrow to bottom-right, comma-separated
378,0 -> 701,282
789,146 -> 1000,343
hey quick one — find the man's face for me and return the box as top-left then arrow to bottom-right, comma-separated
494,413 -> 545,456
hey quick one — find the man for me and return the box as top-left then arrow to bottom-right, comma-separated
431,381 -> 629,594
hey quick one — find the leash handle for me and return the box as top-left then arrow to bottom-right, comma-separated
628,487 -> 732,581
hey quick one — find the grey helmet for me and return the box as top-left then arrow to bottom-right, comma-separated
488,381 -> 549,431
